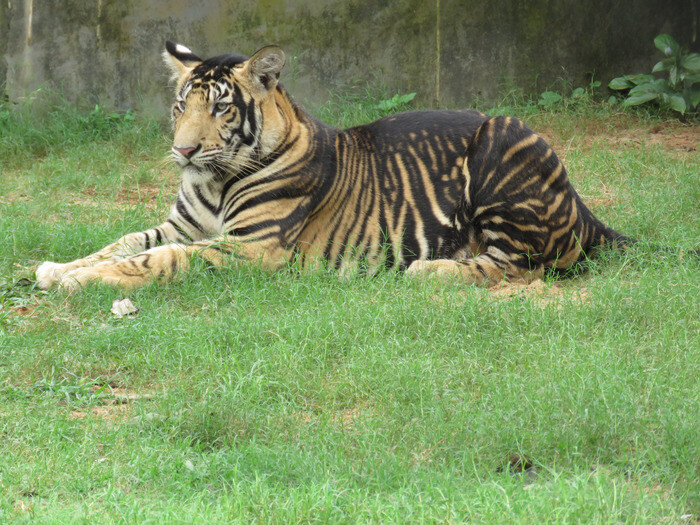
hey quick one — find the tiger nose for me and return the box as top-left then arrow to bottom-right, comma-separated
173,145 -> 200,158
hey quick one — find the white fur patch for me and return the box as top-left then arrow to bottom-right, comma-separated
175,44 -> 193,55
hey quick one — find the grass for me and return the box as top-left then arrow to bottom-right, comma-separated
1,89 -> 699,523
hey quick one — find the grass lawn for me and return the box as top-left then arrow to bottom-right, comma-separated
0,91 -> 698,523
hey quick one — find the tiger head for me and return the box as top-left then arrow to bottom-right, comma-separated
163,41 -> 287,177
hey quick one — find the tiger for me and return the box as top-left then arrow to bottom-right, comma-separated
35,40 -> 632,292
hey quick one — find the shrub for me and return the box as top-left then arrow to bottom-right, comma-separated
608,34 -> 700,115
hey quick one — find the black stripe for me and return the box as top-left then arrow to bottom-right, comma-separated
166,218 -> 193,242
176,199 -> 205,233
193,184 -> 219,214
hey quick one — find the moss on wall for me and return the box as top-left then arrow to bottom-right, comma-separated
0,0 -> 10,98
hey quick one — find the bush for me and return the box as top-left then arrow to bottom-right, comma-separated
609,34 -> 700,116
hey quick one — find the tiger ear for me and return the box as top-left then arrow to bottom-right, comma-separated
246,45 -> 286,92
163,40 -> 202,81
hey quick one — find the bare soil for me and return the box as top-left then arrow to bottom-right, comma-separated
539,115 -> 699,156
68,387 -> 155,422
488,279 -> 591,307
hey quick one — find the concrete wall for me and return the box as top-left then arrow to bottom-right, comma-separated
1,0 -> 698,117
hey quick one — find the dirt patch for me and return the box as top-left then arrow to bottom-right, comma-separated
7,305 -> 36,317
68,387 -> 155,423
0,191 -> 32,205
70,404 -> 131,423
426,277 -> 591,306
331,406 -> 364,432
488,279 -> 591,307
114,184 -> 172,209
580,194 -> 616,208
593,123 -> 699,153
539,117 -> 699,157
71,177 -> 175,211
289,402 -> 374,434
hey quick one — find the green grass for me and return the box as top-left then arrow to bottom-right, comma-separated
1,90 -> 699,523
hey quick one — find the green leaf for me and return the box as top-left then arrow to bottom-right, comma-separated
669,66 -> 679,87
654,34 -> 679,56
538,91 -> 562,107
623,92 -> 659,106
652,57 -> 674,73
665,94 -> 687,114
608,74 -> 656,90
374,92 -> 416,112
652,78 -> 671,92
681,53 -> 700,73
688,86 -> 700,109
397,92 -> 416,104
629,82 -> 663,96
627,74 -> 655,86
608,77 -> 634,90
685,72 -> 700,85
572,87 -> 585,98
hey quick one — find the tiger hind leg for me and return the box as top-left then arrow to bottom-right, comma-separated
408,115 -> 592,285
406,246 -> 544,285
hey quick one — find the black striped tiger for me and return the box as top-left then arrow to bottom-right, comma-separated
35,41 -> 631,291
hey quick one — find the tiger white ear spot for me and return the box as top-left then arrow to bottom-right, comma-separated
175,43 -> 194,55
163,40 -> 202,82
247,45 -> 286,92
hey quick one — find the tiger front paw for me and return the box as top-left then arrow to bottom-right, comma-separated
35,261 -> 71,289
57,267 -> 104,292
59,264 -> 148,292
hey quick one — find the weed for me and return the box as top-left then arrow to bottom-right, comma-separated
316,83 -> 419,128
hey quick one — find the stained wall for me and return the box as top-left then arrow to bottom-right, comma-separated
1,0 -> 697,116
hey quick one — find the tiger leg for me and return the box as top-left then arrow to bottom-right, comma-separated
35,222 -> 187,289
406,246 -> 544,285
56,237 -> 289,291
58,242 -> 195,291
408,116 -> 576,285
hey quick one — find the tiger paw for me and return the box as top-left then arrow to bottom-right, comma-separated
59,264 -> 144,291
58,267 -> 106,292
35,261 -> 71,289
405,259 -> 463,277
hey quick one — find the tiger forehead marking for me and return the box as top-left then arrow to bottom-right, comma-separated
183,74 -> 236,98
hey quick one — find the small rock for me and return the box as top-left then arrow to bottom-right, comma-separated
111,298 -> 139,318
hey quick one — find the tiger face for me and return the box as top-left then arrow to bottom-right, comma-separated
163,41 -> 287,178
